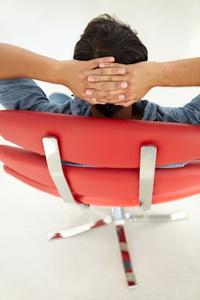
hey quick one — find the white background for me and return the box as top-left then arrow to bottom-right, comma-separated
0,1 -> 200,299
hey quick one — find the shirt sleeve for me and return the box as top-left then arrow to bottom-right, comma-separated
0,78 -> 73,114
159,94 -> 200,124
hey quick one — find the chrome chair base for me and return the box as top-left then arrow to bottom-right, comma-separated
47,207 -> 187,288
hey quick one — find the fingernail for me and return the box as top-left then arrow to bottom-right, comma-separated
88,76 -> 95,81
109,57 -> 115,62
99,63 -> 105,68
85,89 -> 92,95
118,94 -> 125,100
118,69 -> 126,74
121,81 -> 128,88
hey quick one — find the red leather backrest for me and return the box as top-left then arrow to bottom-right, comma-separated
0,110 -> 200,168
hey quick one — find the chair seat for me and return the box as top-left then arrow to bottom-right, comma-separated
1,144 -> 200,207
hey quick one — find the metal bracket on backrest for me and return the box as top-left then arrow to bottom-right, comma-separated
42,136 -> 82,206
139,145 -> 157,210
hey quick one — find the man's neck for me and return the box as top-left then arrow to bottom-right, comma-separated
91,105 -> 142,120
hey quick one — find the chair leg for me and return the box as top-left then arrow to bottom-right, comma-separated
115,223 -> 138,288
47,205 -> 112,240
112,207 -> 138,288
47,210 -> 112,240
125,210 -> 187,222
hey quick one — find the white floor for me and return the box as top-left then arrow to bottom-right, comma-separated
1,138 -> 200,300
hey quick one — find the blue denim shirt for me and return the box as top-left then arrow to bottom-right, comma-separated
0,78 -> 199,168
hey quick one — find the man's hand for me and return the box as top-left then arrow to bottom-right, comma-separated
87,61 -> 161,106
114,61 -> 161,106
56,58 -> 128,104
92,57 -> 200,107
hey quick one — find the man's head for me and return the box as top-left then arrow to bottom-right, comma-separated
73,14 -> 148,118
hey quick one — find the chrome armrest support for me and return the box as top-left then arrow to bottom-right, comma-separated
139,145 -> 157,210
42,136 -> 87,206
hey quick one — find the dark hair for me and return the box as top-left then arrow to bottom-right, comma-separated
73,14 -> 148,117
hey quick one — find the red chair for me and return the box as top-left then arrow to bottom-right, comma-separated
0,109 -> 200,288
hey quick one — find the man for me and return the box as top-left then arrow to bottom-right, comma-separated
0,14 -> 200,168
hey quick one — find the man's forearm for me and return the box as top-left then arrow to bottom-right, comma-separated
0,43 -> 128,105
159,58 -> 200,87
110,57 -> 200,107
0,43 -> 59,83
